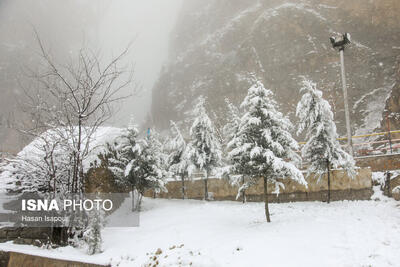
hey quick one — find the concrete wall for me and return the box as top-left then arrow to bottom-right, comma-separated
146,168 -> 372,203
0,251 -> 109,267
356,153 -> 400,172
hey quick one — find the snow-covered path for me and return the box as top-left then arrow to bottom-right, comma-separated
1,187 -> 399,266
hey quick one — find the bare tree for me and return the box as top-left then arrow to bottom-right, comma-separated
18,32 -> 134,193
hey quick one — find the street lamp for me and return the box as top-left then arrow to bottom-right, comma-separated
330,33 -> 354,156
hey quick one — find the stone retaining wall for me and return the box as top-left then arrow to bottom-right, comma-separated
389,173 -> 400,190
146,168 -> 372,202
0,251 -> 9,267
0,251 -> 109,267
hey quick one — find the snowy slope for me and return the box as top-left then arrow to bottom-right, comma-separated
1,186 -> 399,266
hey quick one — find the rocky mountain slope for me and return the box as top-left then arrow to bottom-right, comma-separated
384,56 -> 400,138
151,0 -> 400,138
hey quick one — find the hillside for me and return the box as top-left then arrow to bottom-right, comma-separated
151,0 -> 400,137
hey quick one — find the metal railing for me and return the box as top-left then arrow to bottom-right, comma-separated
298,130 -> 400,158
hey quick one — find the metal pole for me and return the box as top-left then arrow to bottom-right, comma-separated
339,49 -> 354,156
386,113 -> 393,154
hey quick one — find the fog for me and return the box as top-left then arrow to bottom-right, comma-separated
98,0 -> 183,126
0,0 -> 183,129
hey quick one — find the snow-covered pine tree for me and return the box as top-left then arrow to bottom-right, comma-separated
166,121 -> 195,199
187,96 -> 222,200
98,119 -> 166,210
223,98 -> 241,148
142,128 -> 168,195
229,78 -> 306,222
296,78 -> 356,203
223,99 -> 247,202
102,120 -> 141,188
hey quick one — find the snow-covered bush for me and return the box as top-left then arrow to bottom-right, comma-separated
0,127 -> 123,194
186,96 -> 222,200
296,78 -> 356,203
83,208 -> 104,255
0,130 -> 72,193
228,77 -> 305,222
372,172 -> 386,186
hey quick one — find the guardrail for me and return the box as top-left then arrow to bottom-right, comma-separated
298,130 -> 400,157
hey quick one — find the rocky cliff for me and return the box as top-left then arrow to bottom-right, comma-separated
151,0 -> 400,138
383,56 -> 400,138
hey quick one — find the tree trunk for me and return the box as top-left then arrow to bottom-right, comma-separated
138,193 -> 143,212
263,176 -> 271,222
181,175 -> 185,200
386,172 -> 392,197
204,171 -> 208,200
327,160 -> 331,204
131,187 -> 137,212
72,154 -> 77,193
242,176 -> 246,203
76,115 -> 82,193
72,114 -> 83,193
132,189 -> 143,212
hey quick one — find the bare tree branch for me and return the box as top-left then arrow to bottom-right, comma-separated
15,31 -> 135,193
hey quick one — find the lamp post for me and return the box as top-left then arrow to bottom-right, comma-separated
330,33 -> 354,156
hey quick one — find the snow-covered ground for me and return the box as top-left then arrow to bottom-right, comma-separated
0,187 -> 399,267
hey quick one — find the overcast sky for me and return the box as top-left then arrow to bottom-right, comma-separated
0,0 -> 183,127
